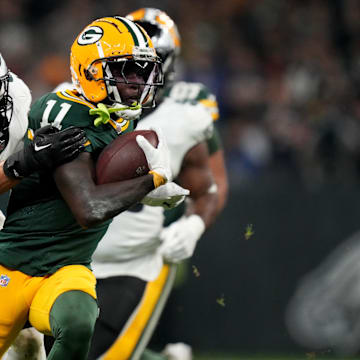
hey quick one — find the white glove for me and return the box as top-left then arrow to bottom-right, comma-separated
141,182 -> 189,209
136,127 -> 172,186
158,214 -> 205,263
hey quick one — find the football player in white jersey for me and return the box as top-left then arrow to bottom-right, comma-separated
86,8 -> 228,360
0,53 -> 86,196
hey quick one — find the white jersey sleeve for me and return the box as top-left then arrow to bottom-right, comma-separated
92,82 -> 217,281
137,85 -> 215,179
0,72 -> 31,161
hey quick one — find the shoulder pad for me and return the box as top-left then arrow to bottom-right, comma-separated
8,72 -> 32,105
165,81 -> 219,122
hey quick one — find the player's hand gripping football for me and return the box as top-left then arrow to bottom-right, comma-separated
158,214 -> 205,263
4,125 -> 87,179
136,127 -> 172,187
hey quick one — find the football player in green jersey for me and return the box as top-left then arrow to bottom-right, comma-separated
0,16 -> 188,360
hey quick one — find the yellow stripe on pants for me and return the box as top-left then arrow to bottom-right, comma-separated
103,264 -> 176,360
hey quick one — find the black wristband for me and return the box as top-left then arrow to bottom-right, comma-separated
3,146 -> 38,180
3,155 -> 24,179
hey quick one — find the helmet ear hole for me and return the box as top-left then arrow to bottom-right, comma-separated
84,69 -> 93,81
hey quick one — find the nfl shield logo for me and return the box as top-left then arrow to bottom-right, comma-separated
0,274 -> 10,287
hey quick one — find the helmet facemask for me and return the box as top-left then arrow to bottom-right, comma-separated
133,19 -> 180,85
0,74 -> 13,122
155,48 -> 177,83
88,55 -> 163,108
0,70 -> 13,151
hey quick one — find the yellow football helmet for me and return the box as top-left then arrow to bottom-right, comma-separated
126,8 -> 181,82
70,16 -> 163,105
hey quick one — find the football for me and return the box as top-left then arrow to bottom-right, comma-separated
96,130 -> 158,185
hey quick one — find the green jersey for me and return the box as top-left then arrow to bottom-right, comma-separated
0,89 -> 134,276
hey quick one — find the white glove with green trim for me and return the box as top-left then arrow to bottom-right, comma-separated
112,102 -> 142,121
141,182 -> 189,208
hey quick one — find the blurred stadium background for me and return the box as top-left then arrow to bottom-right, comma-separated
3,0 -> 360,358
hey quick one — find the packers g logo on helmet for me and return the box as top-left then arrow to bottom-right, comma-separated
77,26 -> 104,45
70,17 -> 163,105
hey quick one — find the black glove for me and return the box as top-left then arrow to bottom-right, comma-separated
3,125 -> 87,179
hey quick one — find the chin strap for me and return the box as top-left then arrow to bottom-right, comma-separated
89,102 -> 142,127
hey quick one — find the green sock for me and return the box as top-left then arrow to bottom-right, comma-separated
48,290 -> 98,360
